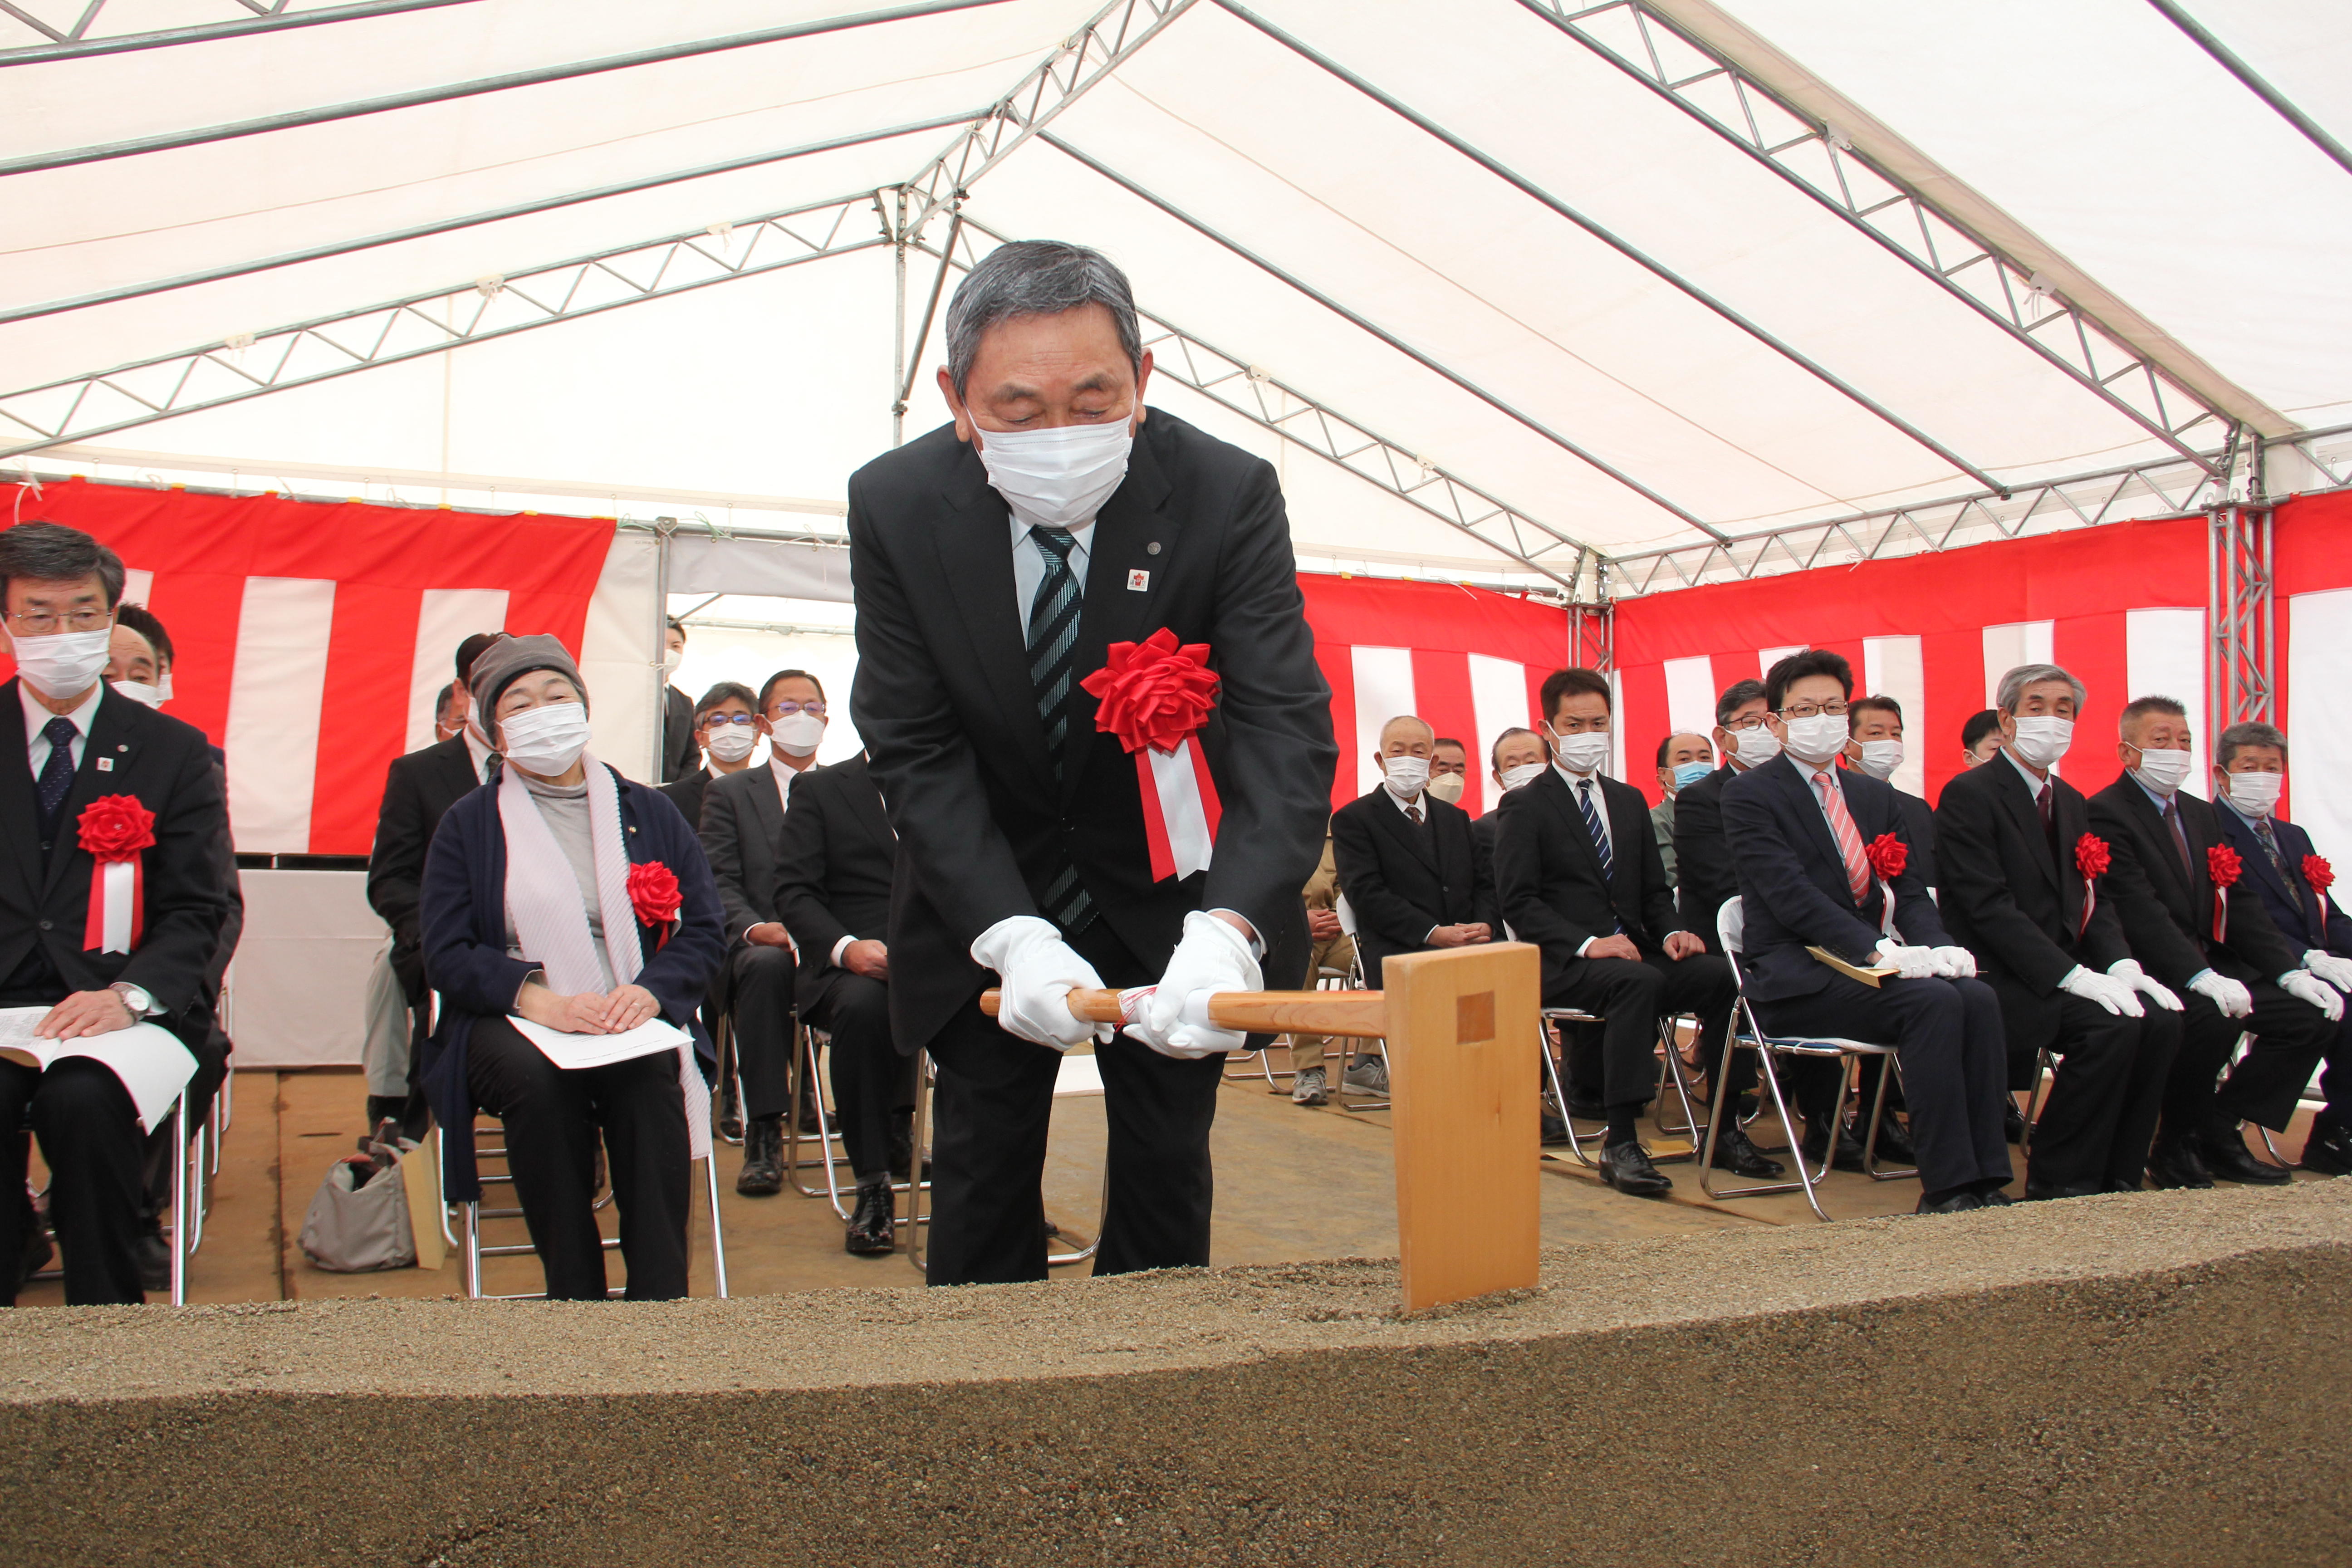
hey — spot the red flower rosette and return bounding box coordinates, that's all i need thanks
[78,794,156,862]
[2306,853,2337,897]
[1863,832,1907,881]
[77,794,156,953]
[2207,842,2243,943]
[627,861,682,949]
[1079,628,1224,882]
[2074,833,2111,937]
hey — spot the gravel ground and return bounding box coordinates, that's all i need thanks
[2,1181,2347,1566]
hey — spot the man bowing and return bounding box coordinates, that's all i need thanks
[848,241,1337,1284]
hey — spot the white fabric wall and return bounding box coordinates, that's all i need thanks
[2288,587,2352,869]
[231,870,387,1069]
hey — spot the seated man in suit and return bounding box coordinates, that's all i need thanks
[0,522,235,1305]
[1473,727,1546,864]
[699,667,830,1193]
[1651,732,1712,891]
[659,681,760,833]
[1426,735,1470,808]
[775,752,911,1255]
[2091,697,2340,1187]
[1675,678,1775,956]
[1722,649,2014,1213]
[1936,663,2182,1199]
[1497,668,1770,1195]
[1331,715,1497,1097]
[2210,720,2352,1175]
[1843,695,1938,893]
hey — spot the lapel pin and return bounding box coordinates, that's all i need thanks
[1127,568,1151,592]
[117,743,127,752]
[96,757,113,772]
[1146,541,1162,555]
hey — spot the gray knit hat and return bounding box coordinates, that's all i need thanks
[469,633,588,740]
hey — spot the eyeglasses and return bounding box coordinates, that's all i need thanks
[769,701,826,718]
[5,608,111,636]
[704,713,758,728]
[1721,714,1770,731]
[1776,701,1850,720]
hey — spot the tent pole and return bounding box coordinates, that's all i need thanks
[892,188,910,449]
[653,517,676,783]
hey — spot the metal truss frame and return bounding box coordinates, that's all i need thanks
[2209,504,2274,735]
[2149,0,2352,183]
[0,0,470,64]
[1517,0,2239,471]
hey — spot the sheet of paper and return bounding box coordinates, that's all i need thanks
[0,1006,199,1129]
[507,1014,689,1072]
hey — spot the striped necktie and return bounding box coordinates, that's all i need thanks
[2255,818,2303,912]
[1813,769,1872,904]
[1025,527,1093,932]
[1575,777,1612,881]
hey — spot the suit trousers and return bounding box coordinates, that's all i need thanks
[0,1057,147,1306]
[2166,981,2334,1135]
[1543,952,1735,1112]
[1753,975,2012,1196]
[1287,931,1358,1074]
[2025,994,2180,1196]
[803,971,916,1182]
[726,941,798,1121]
[465,1019,690,1301]
[2321,1004,2352,1133]
[925,918,1222,1286]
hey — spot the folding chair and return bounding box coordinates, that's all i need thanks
[782,1022,855,1217]
[1535,1005,1707,1168]
[1329,896,1398,1114]
[902,1048,1109,1274]
[21,1085,201,1304]
[1700,897,1916,1221]
[2235,1032,2315,1172]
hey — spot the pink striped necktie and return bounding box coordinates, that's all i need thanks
[1813,769,1872,904]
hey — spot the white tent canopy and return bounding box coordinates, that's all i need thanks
[5,0,2348,597]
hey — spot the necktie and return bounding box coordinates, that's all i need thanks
[1406,802,1424,827]
[2163,795,2194,882]
[1813,769,1872,905]
[2255,818,2303,912]
[2035,781,2053,832]
[2036,780,2061,860]
[1575,779,1613,882]
[1024,527,1093,933]
[36,715,78,833]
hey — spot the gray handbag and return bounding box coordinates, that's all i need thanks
[298,1134,418,1272]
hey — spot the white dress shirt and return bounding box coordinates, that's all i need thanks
[462,725,494,784]
[1554,762,1616,956]
[1010,517,1095,623]
[1384,781,1428,819]
[2001,745,2052,805]
[22,680,104,779]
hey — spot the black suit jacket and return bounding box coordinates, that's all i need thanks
[2087,775,2300,989]
[774,756,902,1032]
[1328,788,1495,982]
[1936,754,2128,1054]
[1671,762,1740,953]
[698,762,800,949]
[660,767,711,833]
[1496,768,1682,998]
[848,412,1337,1052]
[659,685,696,784]
[366,734,490,1004]
[1720,754,1948,1003]
[0,681,235,1075]
[1894,786,1940,892]
[2213,806,2351,956]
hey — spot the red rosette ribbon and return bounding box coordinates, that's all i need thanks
[626,860,683,951]
[1078,627,1224,882]
[2305,853,2336,897]
[2207,842,2243,944]
[2074,833,2111,937]
[1863,832,1908,935]
[78,794,157,954]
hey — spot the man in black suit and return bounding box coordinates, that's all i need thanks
[1473,726,1545,865]
[1936,663,2182,1199]
[658,617,696,784]
[1674,677,1775,954]
[1721,649,2013,1213]
[1496,667,1767,1196]
[659,680,761,832]
[0,521,235,1305]
[2088,696,2339,1188]
[2209,720,2352,1175]
[849,240,1335,1285]
[775,753,908,1254]
[364,629,502,1132]
[698,667,829,1194]
[1843,695,1938,892]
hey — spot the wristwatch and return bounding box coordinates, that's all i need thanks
[108,980,155,1017]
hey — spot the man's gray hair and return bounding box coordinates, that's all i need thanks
[2216,720,2288,769]
[1995,662,2086,715]
[945,240,1143,398]
[0,520,127,608]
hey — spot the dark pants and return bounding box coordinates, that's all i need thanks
[0,1058,147,1306]
[465,1019,690,1301]
[1754,974,2012,1196]
[726,942,798,1120]
[1543,951,1736,1112]
[2320,999,2352,1134]
[925,919,1222,1286]
[2025,994,2180,1195]
[803,970,916,1182]
[2166,980,2333,1135]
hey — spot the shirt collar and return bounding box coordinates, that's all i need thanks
[1009,517,1096,552]
[463,726,492,778]
[1384,781,1425,814]
[2130,770,2175,813]
[1551,760,1601,789]
[2217,793,2266,831]
[1999,747,2050,799]
[20,678,105,741]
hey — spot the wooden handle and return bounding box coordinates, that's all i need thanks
[979,988,1388,1039]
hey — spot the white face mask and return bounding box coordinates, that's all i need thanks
[1498,761,1546,793]
[1850,739,1903,781]
[2130,744,2193,796]
[498,701,590,775]
[771,710,825,758]
[661,647,682,675]
[2222,769,2282,817]
[110,679,163,709]
[706,726,759,764]
[1382,755,1430,799]
[1780,713,1847,767]
[2009,715,2073,769]
[1548,728,1611,776]
[1426,771,1465,804]
[976,420,1133,533]
[9,626,113,700]
[158,670,174,701]
[1726,725,1780,768]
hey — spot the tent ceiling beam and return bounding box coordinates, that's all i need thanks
[1521,0,2290,456]
[1218,0,2005,496]
[0,0,1010,177]
[0,0,477,64]
[0,191,892,461]
[1038,130,1731,547]
[0,108,990,327]
[2147,0,2352,183]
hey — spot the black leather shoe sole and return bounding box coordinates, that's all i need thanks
[844,1226,895,1256]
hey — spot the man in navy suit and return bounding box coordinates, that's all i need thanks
[2209,720,2352,1176]
[1721,650,2014,1212]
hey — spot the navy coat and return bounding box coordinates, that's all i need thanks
[419,763,725,1197]
[2212,805,2352,957]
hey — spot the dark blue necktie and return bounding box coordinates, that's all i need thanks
[1578,777,1626,936]
[1025,528,1093,933]
[36,715,78,833]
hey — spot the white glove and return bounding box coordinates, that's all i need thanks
[1874,938,1937,980]
[2106,958,2182,1012]
[2303,950,2352,992]
[1125,910,1262,1060]
[1929,945,1977,979]
[2280,967,2347,1022]
[2186,969,2254,1019]
[970,915,1108,1052]
[2059,965,2142,1017]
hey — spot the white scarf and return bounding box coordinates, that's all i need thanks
[497,753,709,1157]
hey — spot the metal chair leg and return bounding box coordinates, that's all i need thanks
[1538,1016,1601,1167]
[1857,1054,1920,1181]
[167,1094,189,1304]
[786,1024,853,1217]
[703,1150,730,1299]
[1699,1009,1822,1214]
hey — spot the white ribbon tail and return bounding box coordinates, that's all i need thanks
[100,859,135,954]
[678,1044,711,1161]
[1146,743,1215,879]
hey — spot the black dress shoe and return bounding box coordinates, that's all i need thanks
[2299,1120,2352,1177]
[1705,1122,1785,1178]
[2022,1180,2097,1202]
[1539,1112,1572,1146]
[735,1113,785,1196]
[1564,1094,1607,1122]
[135,1228,172,1293]
[1859,1113,1916,1165]
[2003,1098,2028,1145]
[1801,1123,1870,1173]
[1974,1186,2014,1207]
[2146,1135,2215,1190]
[845,1179,895,1255]
[2196,1130,2293,1186]
[717,1072,744,1143]
[16,1224,53,1293]
[2102,1178,2144,1194]
[1599,1140,1673,1197]
[1915,1190,1982,1215]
